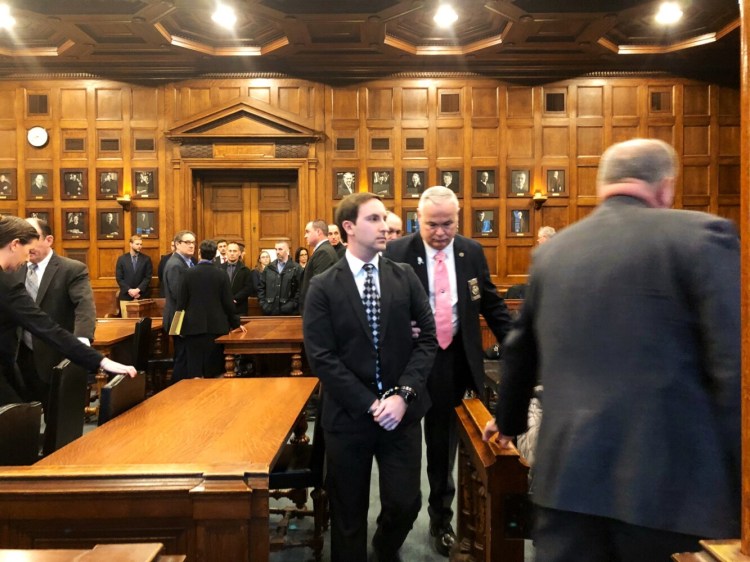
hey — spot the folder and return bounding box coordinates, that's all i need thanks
[169,310,185,336]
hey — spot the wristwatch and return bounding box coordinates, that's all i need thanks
[397,386,417,404]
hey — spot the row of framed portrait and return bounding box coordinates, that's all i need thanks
[25,208,158,241]
[335,167,567,199]
[0,169,158,201]
[402,207,534,238]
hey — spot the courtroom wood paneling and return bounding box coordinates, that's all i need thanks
[683,166,711,196]
[542,127,569,158]
[402,88,429,120]
[612,86,638,117]
[577,86,604,117]
[248,87,271,104]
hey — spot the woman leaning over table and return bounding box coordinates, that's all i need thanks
[0,214,136,405]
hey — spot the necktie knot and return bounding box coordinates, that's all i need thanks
[28,263,37,272]
[363,263,375,274]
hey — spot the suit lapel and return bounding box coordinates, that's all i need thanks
[378,259,394,343]
[36,253,59,303]
[453,236,468,318]
[408,235,429,292]
[336,260,373,344]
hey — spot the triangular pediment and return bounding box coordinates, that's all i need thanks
[166,98,320,142]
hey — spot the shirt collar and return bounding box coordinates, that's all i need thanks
[422,238,455,262]
[345,250,380,276]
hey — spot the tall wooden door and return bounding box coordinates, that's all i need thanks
[197,170,299,263]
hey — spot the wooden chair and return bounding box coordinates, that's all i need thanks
[98,372,147,426]
[0,401,42,465]
[43,360,88,456]
[269,391,328,562]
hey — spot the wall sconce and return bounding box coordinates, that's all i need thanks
[116,194,132,212]
[533,190,548,210]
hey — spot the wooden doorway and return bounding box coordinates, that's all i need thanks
[196,169,300,264]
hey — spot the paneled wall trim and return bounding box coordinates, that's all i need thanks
[0,76,738,292]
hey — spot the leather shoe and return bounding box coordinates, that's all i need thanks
[430,523,456,557]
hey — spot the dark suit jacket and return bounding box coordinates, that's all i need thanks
[162,253,191,332]
[11,253,97,383]
[0,272,103,405]
[176,263,240,336]
[496,196,741,538]
[384,233,511,395]
[115,252,153,301]
[299,240,338,314]
[303,257,437,432]
[221,261,254,314]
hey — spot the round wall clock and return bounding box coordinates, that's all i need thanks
[27,126,49,147]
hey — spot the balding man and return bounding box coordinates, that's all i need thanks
[385,212,403,241]
[484,139,740,560]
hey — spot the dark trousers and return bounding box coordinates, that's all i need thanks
[534,506,704,562]
[425,335,472,528]
[170,334,188,382]
[17,343,51,412]
[325,420,422,562]
[183,334,225,378]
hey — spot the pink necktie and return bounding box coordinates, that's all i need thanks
[434,251,452,349]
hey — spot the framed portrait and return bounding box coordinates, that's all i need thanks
[132,209,158,238]
[473,209,498,238]
[404,170,426,198]
[26,208,51,229]
[439,169,462,197]
[97,208,124,240]
[28,170,52,201]
[333,169,357,199]
[0,170,16,200]
[62,209,89,240]
[133,168,158,199]
[509,168,531,197]
[403,208,420,235]
[60,169,88,200]
[97,168,122,199]
[545,167,567,197]
[508,208,532,237]
[472,167,498,198]
[368,168,393,198]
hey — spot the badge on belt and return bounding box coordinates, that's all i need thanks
[468,278,480,301]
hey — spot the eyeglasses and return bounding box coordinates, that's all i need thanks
[178,239,195,245]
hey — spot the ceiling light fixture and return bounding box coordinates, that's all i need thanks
[0,4,15,30]
[212,3,237,29]
[655,1,683,25]
[434,4,458,28]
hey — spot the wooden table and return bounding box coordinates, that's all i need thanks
[216,316,303,377]
[0,377,319,562]
[0,543,184,562]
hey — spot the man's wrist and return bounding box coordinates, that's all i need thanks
[396,386,417,405]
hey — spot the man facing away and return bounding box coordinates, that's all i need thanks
[115,235,153,312]
[304,192,437,562]
[484,138,740,561]
[258,240,301,315]
[384,186,512,556]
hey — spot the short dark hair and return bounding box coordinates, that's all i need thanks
[173,230,195,244]
[199,239,217,260]
[311,219,328,236]
[335,192,381,243]
[0,214,40,249]
[216,238,227,245]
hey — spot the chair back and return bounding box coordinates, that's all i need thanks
[505,284,527,299]
[0,401,42,465]
[98,372,147,426]
[131,316,152,371]
[43,360,88,456]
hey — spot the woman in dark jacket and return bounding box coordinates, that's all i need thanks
[0,214,136,405]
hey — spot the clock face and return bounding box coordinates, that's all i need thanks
[27,126,48,148]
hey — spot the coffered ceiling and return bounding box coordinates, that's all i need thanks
[0,0,740,85]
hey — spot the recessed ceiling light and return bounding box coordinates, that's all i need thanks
[434,4,458,28]
[655,1,683,25]
[0,4,15,30]
[212,3,237,30]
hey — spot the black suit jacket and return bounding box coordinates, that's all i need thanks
[303,256,437,432]
[11,253,97,383]
[0,271,102,405]
[162,253,191,332]
[299,240,338,313]
[221,261,254,314]
[497,196,740,538]
[176,263,240,336]
[384,233,511,394]
[115,252,153,300]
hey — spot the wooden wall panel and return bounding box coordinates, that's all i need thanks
[507,127,533,158]
[719,164,740,195]
[402,88,428,120]
[332,89,358,120]
[437,128,463,158]
[95,89,122,121]
[471,88,498,117]
[0,90,14,120]
[648,125,674,144]
[189,88,212,115]
[98,249,121,278]
[683,85,710,115]
[0,130,16,159]
[612,126,639,144]
[577,127,603,157]
[60,89,87,121]
[218,87,242,104]
[577,87,603,117]
[471,129,498,157]
[683,165,710,196]
[719,126,741,155]
[684,126,710,156]
[248,87,271,104]
[506,88,533,118]
[505,246,531,277]
[577,166,598,197]
[612,86,638,117]
[542,127,569,157]
[366,88,393,120]
[278,87,300,114]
